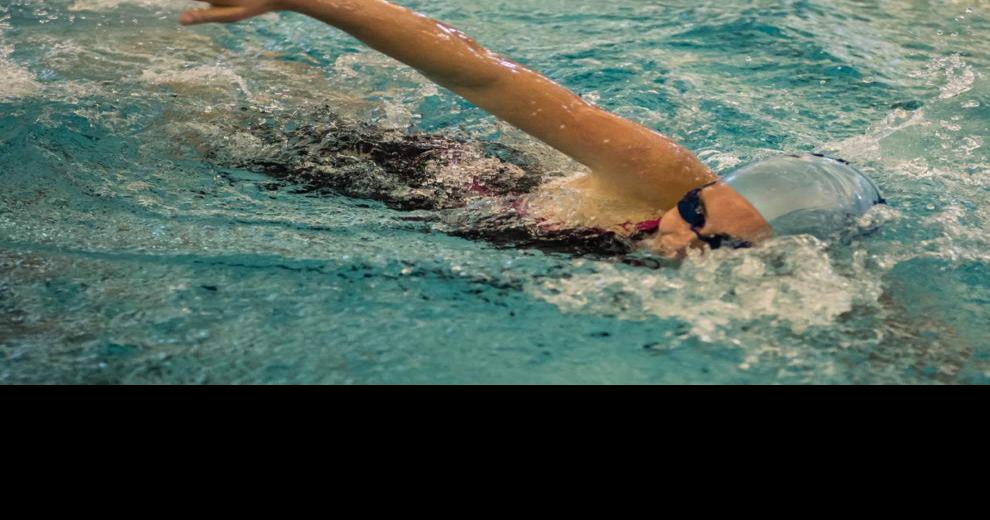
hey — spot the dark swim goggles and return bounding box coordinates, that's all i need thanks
[676,182,753,250]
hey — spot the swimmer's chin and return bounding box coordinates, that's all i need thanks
[637,231,692,260]
[636,239,691,262]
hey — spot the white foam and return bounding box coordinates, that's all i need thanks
[697,149,742,171]
[527,236,883,344]
[826,108,930,162]
[0,44,41,100]
[911,54,978,100]
[68,0,190,12]
[912,203,990,265]
[140,63,253,98]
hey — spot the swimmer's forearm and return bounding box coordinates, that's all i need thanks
[280,0,505,88]
[278,0,614,165]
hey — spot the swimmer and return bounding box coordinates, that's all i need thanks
[179,0,884,258]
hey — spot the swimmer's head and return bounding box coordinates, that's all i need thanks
[651,182,772,259]
[648,154,883,258]
[722,154,884,238]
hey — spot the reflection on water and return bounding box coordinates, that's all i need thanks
[1,0,988,383]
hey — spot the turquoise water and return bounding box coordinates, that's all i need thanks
[1,0,988,384]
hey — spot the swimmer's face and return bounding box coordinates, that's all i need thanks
[648,183,772,259]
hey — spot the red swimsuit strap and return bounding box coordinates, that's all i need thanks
[634,219,662,233]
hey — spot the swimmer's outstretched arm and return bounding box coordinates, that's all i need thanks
[180,0,717,209]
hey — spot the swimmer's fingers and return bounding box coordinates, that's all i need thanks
[192,0,242,5]
[183,0,250,7]
[180,6,256,25]
[180,1,276,25]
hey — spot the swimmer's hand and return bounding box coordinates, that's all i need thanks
[179,0,282,25]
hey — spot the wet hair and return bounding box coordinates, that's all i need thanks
[224,107,546,210]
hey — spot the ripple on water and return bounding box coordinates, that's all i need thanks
[1,0,989,384]
[0,20,41,100]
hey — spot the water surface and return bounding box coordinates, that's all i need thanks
[1,0,988,383]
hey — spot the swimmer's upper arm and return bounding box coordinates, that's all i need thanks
[374,12,718,207]
[451,72,715,208]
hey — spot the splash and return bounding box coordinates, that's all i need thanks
[527,235,884,343]
[68,0,188,12]
[912,54,979,100]
[826,108,930,162]
[0,18,40,100]
[0,50,40,100]
[141,63,254,98]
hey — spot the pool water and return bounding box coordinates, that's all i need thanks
[1,0,988,384]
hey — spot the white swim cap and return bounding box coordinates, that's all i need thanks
[722,154,884,237]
